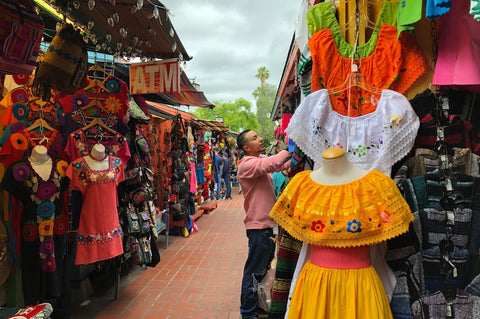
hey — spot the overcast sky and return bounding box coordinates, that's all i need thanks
[162,1,301,109]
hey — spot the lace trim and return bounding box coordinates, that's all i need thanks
[269,170,414,248]
[285,89,419,175]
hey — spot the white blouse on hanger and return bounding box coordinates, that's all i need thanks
[286,89,420,175]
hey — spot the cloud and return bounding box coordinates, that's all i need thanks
[162,0,300,107]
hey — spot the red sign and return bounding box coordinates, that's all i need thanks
[129,59,180,94]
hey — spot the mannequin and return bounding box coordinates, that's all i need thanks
[28,145,52,181]
[84,143,109,171]
[310,147,368,185]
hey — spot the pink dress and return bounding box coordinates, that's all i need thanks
[433,0,480,88]
[66,156,124,265]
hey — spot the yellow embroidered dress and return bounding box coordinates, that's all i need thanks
[270,169,413,318]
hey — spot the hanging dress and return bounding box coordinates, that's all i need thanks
[0,158,68,305]
[66,156,124,265]
[269,170,413,318]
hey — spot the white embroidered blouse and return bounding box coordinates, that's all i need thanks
[285,89,420,175]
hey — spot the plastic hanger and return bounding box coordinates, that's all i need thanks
[328,67,382,95]
[83,65,110,92]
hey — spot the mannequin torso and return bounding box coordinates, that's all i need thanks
[28,145,52,181]
[310,147,368,185]
[84,143,109,171]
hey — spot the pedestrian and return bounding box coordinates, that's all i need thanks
[236,130,291,319]
[213,147,223,200]
[221,152,232,199]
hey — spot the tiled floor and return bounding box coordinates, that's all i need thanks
[95,187,247,319]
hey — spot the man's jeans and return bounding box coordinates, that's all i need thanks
[240,228,275,318]
[223,176,231,198]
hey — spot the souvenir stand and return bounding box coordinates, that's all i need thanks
[269,0,480,318]
[0,0,195,316]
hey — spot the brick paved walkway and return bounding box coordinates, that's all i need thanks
[94,187,247,319]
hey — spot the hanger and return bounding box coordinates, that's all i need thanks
[328,67,382,95]
[82,117,117,136]
[83,64,110,92]
[82,96,110,115]
[26,118,55,133]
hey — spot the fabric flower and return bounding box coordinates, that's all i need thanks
[37,202,56,218]
[12,75,29,85]
[311,220,326,233]
[347,219,362,233]
[72,162,82,170]
[105,78,120,93]
[42,256,56,272]
[39,220,54,236]
[104,96,121,114]
[56,160,68,177]
[10,132,28,151]
[10,122,26,133]
[71,92,88,110]
[113,158,121,166]
[381,211,392,223]
[39,238,54,255]
[12,164,30,182]
[22,224,38,242]
[10,87,28,103]
[36,183,57,200]
[73,132,81,141]
[54,219,66,235]
[12,103,29,121]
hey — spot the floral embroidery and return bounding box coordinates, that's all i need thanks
[36,183,57,200]
[22,224,38,242]
[77,227,123,245]
[311,220,326,233]
[10,87,28,103]
[71,92,88,109]
[105,78,120,93]
[37,202,56,218]
[54,219,66,235]
[41,256,56,272]
[56,160,68,177]
[13,164,30,182]
[72,162,82,170]
[391,115,402,127]
[12,103,29,121]
[39,238,54,255]
[38,220,54,236]
[105,96,121,113]
[346,219,362,233]
[381,211,392,223]
[10,132,28,151]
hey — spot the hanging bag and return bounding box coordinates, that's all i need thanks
[32,23,87,100]
[0,0,44,75]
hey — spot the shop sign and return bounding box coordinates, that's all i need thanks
[129,59,180,94]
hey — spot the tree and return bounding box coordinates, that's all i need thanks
[253,67,276,148]
[255,66,270,85]
[192,98,259,134]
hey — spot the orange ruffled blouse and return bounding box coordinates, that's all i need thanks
[269,170,413,248]
[309,24,429,117]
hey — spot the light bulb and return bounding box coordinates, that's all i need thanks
[153,7,159,19]
[137,0,144,10]
[106,34,112,43]
[107,17,114,27]
[179,52,184,61]
[132,36,138,45]
[116,42,122,50]
[131,5,138,14]
[101,43,107,50]
[56,22,63,32]
[169,27,174,37]
[87,20,94,30]
[119,27,127,38]
[113,12,119,23]
[73,0,80,9]
[95,43,101,51]
[172,42,177,52]
[109,0,116,5]
[145,40,151,47]
[88,0,95,10]
[34,6,40,14]
[90,34,97,44]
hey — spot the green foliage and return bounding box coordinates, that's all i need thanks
[253,67,276,148]
[192,98,259,134]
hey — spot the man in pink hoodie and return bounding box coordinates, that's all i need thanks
[236,130,290,319]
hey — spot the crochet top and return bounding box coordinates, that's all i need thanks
[285,89,419,175]
[269,170,413,248]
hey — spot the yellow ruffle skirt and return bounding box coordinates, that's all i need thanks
[288,261,393,319]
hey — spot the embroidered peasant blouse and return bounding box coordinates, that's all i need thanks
[285,89,420,175]
[269,170,413,248]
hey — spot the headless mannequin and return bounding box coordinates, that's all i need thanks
[309,147,371,268]
[84,143,109,171]
[28,145,52,181]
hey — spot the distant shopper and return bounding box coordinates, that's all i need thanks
[221,152,233,199]
[236,130,290,319]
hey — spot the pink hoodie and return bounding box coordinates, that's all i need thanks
[237,150,290,230]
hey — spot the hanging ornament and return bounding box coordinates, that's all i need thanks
[119,27,127,38]
[136,0,144,10]
[50,0,55,4]
[88,0,95,11]
[90,34,97,44]
[87,20,94,30]
[131,5,138,14]
[73,0,80,9]
[145,40,151,48]
[169,27,174,37]
[172,42,177,52]
[167,9,174,17]
[55,21,63,32]
[153,7,159,19]
[127,46,133,53]
[132,36,139,45]
[106,34,112,43]
[113,11,119,23]
[116,42,122,50]
[107,16,114,27]
[109,0,116,5]
[95,43,101,51]
[179,52,184,61]
[101,43,107,50]
[34,6,40,15]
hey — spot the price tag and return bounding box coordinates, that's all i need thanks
[442,97,450,110]
[437,127,445,141]
[445,177,453,192]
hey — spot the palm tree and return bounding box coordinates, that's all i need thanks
[255,67,270,85]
